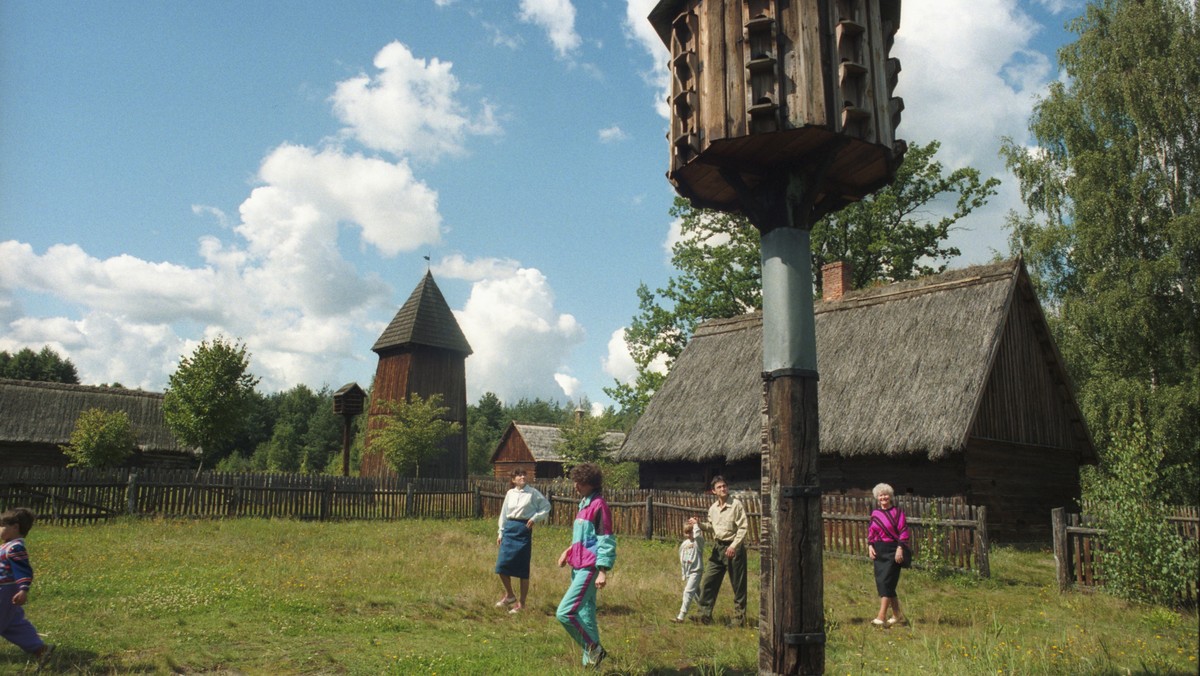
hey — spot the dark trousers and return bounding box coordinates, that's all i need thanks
[697,540,747,620]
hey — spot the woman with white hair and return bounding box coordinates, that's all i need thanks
[867,482,910,626]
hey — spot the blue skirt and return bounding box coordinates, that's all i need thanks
[495,519,533,579]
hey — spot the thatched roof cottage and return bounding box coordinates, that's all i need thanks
[614,259,1095,543]
[0,378,196,468]
[490,422,626,480]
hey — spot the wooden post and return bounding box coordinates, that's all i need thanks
[646,495,654,540]
[974,505,990,578]
[341,415,353,477]
[761,373,824,675]
[321,479,333,521]
[474,484,483,519]
[406,482,415,517]
[126,472,138,516]
[1051,507,1070,590]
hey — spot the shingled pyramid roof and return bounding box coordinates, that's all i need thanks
[372,271,473,355]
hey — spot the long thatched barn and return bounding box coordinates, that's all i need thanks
[0,378,197,468]
[614,259,1095,543]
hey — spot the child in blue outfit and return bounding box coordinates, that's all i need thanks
[1,508,53,667]
[556,463,616,670]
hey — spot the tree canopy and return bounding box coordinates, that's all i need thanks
[0,346,79,384]
[607,140,998,416]
[162,337,260,463]
[370,393,460,477]
[60,408,136,468]
[1001,0,1198,503]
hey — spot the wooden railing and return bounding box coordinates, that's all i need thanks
[1051,506,1198,602]
[1,468,989,575]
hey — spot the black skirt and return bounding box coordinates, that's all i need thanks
[872,541,903,597]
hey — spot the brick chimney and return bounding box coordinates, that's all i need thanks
[822,261,852,301]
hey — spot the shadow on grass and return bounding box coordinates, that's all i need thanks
[0,645,128,674]
[635,667,755,675]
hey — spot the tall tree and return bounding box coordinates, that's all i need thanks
[162,337,260,463]
[369,393,460,477]
[607,141,997,416]
[467,391,506,475]
[1001,0,1198,503]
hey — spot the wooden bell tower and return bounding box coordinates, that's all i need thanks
[360,271,472,480]
[648,1,905,673]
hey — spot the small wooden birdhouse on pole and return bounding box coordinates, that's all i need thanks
[332,382,366,477]
[648,1,905,673]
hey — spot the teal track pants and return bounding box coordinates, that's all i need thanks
[556,567,600,660]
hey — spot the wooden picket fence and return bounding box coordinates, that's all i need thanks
[1051,505,1199,603]
[1,468,989,575]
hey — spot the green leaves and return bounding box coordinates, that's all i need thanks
[1003,0,1199,504]
[162,337,260,461]
[370,393,460,477]
[60,407,137,467]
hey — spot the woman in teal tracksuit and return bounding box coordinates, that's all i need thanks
[556,462,616,669]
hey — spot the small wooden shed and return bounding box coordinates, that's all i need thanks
[0,378,197,468]
[614,259,1096,543]
[490,422,626,481]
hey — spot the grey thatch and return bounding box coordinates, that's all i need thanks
[616,259,1092,465]
[491,422,626,463]
[372,271,472,355]
[0,378,192,453]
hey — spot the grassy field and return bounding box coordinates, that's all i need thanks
[1,517,1195,674]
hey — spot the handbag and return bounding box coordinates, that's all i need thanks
[872,507,913,568]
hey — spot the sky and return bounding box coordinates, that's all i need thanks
[0,0,1083,411]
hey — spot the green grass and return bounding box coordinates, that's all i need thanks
[3,518,1195,674]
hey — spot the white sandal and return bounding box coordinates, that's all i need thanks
[494,596,516,607]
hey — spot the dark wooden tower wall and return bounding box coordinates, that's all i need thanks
[360,272,472,479]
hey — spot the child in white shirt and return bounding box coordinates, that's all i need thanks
[673,521,704,622]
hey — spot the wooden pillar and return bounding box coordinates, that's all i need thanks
[761,373,824,674]
[1051,507,1070,590]
[341,414,354,477]
[734,168,831,675]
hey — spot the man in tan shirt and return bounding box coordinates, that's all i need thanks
[687,475,748,626]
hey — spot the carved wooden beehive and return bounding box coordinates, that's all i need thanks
[649,0,906,217]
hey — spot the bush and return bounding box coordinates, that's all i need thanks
[1088,417,1198,606]
[60,408,137,467]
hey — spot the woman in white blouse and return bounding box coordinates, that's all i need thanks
[494,468,551,613]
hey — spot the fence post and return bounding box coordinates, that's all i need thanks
[645,495,654,540]
[474,485,482,519]
[406,483,414,518]
[974,505,990,578]
[126,472,138,516]
[1051,507,1070,591]
[321,480,333,521]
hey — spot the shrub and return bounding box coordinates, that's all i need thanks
[60,408,137,467]
[1088,417,1198,606]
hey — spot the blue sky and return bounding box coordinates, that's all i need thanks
[1,0,1082,410]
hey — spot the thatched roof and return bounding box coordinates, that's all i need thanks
[0,379,192,453]
[491,422,626,463]
[616,259,1091,464]
[372,271,472,356]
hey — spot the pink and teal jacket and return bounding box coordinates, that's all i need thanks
[564,493,617,570]
[0,538,34,590]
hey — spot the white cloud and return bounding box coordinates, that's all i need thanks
[331,41,499,161]
[602,327,637,384]
[890,0,1053,263]
[446,257,585,403]
[433,253,521,281]
[554,372,581,397]
[624,0,670,119]
[518,0,582,58]
[598,125,629,143]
